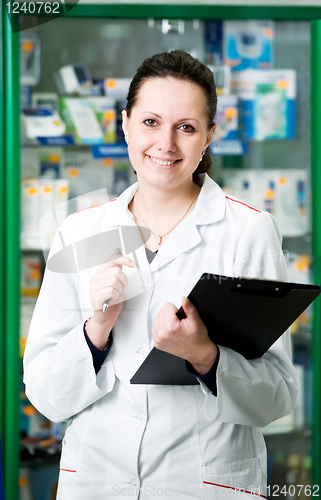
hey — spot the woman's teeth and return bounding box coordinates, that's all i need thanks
[149,155,177,166]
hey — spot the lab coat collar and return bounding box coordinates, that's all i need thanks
[188,173,226,225]
[100,173,226,228]
[100,174,226,272]
[100,182,138,228]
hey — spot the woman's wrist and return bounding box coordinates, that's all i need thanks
[84,316,113,350]
[190,342,218,375]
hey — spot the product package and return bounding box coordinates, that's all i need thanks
[21,178,40,237]
[40,153,60,178]
[212,95,238,141]
[32,92,59,112]
[39,179,70,253]
[55,64,92,94]
[286,253,312,333]
[20,33,41,86]
[204,20,224,65]
[86,97,117,143]
[62,150,114,203]
[221,168,309,237]
[204,20,274,70]
[39,177,55,223]
[207,65,231,95]
[60,98,104,144]
[21,147,64,179]
[21,255,42,297]
[104,78,131,99]
[231,69,296,140]
[224,20,274,70]
[21,177,70,251]
[274,170,309,236]
[220,168,269,211]
[19,467,33,500]
[21,108,66,142]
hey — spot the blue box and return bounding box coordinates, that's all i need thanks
[204,20,274,71]
[231,69,296,140]
[224,20,274,71]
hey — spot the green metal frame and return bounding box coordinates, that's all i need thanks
[310,20,321,490]
[0,0,4,455]
[1,4,321,499]
[2,4,20,500]
[65,4,321,21]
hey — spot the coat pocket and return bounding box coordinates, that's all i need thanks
[56,444,82,500]
[202,457,267,500]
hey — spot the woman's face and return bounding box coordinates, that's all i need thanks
[122,77,216,191]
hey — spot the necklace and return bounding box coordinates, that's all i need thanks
[133,189,199,246]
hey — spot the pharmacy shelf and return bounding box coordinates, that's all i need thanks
[21,140,249,157]
[3,6,321,500]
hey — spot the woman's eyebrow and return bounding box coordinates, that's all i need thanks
[141,111,162,118]
[140,111,200,124]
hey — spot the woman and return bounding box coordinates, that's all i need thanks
[24,51,298,500]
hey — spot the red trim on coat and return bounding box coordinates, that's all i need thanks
[203,482,267,499]
[59,468,77,473]
[74,198,117,214]
[226,196,261,213]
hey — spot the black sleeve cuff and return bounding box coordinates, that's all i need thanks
[83,324,113,374]
[185,347,220,396]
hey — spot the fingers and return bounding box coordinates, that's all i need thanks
[94,267,129,292]
[91,270,128,305]
[96,284,122,304]
[155,299,200,339]
[90,254,136,312]
[154,303,180,334]
[100,255,136,270]
[181,296,198,321]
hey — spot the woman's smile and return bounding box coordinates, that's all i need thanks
[146,154,182,168]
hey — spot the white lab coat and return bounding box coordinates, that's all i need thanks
[23,173,298,500]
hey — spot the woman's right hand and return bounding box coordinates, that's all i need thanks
[86,254,136,349]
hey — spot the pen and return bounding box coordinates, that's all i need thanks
[103,247,121,314]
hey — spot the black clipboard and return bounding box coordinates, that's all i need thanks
[130,274,320,385]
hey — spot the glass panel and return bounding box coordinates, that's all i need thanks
[19,16,312,499]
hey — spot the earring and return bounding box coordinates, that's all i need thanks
[125,136,129,145]
[200,149,206,162]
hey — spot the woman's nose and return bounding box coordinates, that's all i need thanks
[157,127,176,153]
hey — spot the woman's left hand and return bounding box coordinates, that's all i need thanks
[152,297,218,375]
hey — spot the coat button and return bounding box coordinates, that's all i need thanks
[136,412,145,420]
[142,282,153,292]
[130,478,139,487]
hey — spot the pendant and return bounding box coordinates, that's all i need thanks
[157,235,162,245]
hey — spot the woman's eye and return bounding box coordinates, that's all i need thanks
[180,124,195,132]
[144,119,157,126]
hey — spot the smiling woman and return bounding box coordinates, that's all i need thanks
[23,50,299,500]
[124,76,216,251]
[124,50,217,184]
[122,51,217,252]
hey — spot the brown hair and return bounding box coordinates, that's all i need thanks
[126,50,217,185]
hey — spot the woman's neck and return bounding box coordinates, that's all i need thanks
[128,177,201,250]
[133,178,200,219]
